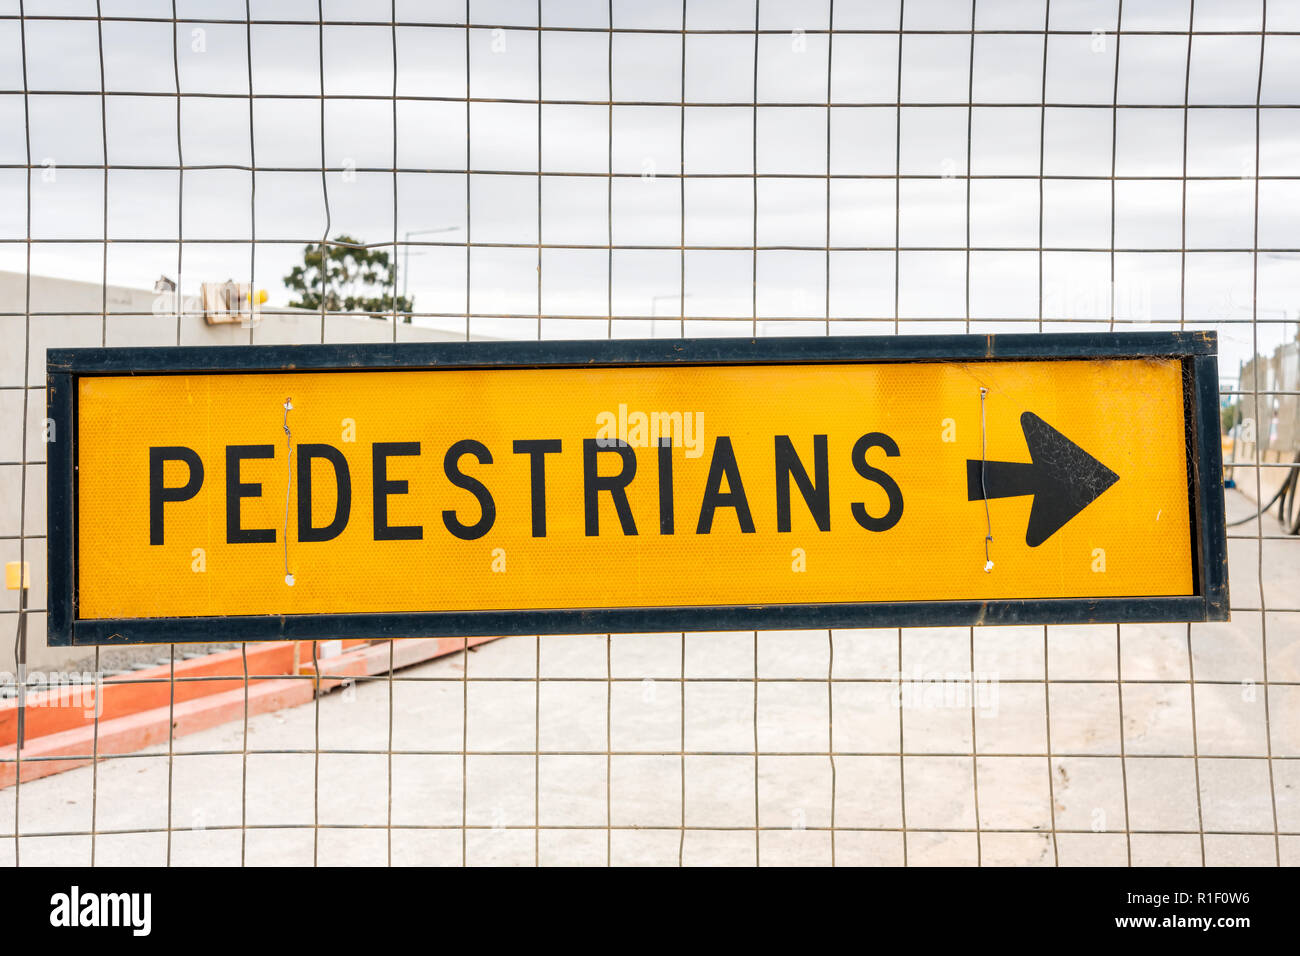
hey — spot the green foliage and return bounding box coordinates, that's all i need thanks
[1221,400,1239,436]
[284,235,414,320]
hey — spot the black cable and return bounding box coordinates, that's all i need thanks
[1284,458,1300,534]
[1227,450,1300,529]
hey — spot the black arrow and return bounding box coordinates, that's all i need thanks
[967,412,1119,548]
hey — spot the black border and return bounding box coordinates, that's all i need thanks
[46,331,1229,646]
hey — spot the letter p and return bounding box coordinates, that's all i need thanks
[150,447,204,545]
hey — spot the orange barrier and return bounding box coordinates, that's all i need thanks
[0,636,497,788]
[0,678,313,789]
[0,642,298,748]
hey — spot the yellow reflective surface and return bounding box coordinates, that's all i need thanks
[76,358,1193,619]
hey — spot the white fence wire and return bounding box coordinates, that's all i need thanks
[2,0,1299,866]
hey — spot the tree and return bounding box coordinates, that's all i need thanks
[1221,399,1240,436]
[284,235,414,320]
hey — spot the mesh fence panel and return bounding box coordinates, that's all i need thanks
[1,0,1298,866]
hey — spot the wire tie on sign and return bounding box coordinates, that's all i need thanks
[283,397,294,587]
[980,387,993,573]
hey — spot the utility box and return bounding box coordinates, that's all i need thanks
[202,280,266,325]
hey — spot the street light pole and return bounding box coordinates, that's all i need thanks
[401,226,461,306]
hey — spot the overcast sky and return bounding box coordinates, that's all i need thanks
[1,0,1298,374]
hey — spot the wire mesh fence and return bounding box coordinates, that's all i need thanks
[2,0,1299,865]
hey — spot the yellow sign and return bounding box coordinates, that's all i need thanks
[5,561,29,590]
[74,357,1196,624]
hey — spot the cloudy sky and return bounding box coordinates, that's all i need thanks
[1,0,1298,374]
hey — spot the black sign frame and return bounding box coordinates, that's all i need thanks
[46,331,1229,646]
